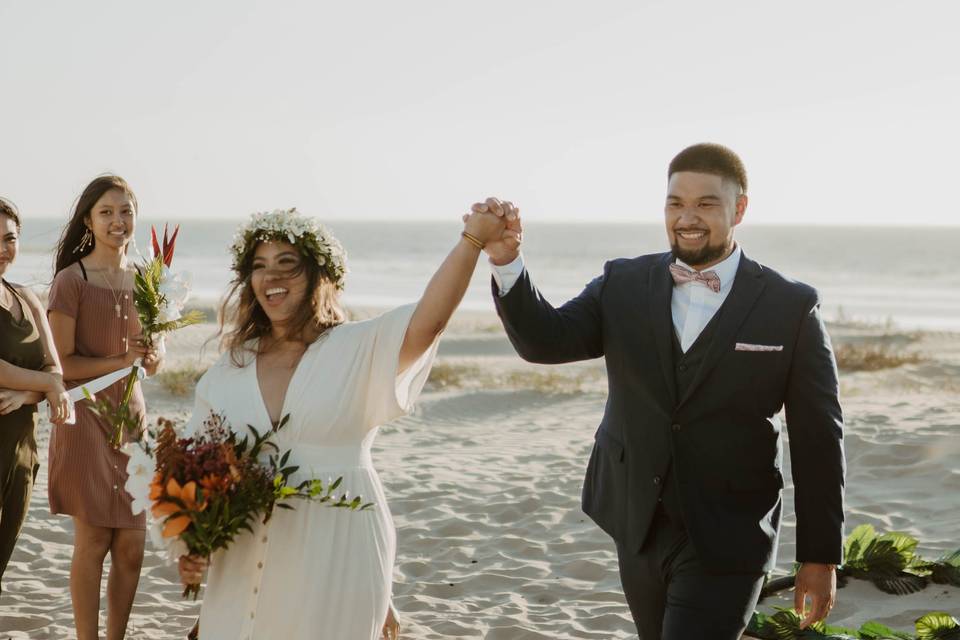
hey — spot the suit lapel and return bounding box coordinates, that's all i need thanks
[648,254,677,408]
[678,254,766,408]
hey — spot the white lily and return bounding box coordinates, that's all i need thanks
[122,443,155,516]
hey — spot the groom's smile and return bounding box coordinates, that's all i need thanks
[664,171,747,270]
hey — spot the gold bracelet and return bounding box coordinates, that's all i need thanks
[461,231,485,250]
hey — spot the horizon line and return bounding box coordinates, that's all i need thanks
[17,216,960,229]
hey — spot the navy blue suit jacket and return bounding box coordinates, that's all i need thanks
[493,251,845,573]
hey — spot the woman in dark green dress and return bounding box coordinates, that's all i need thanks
[0,198,71,593]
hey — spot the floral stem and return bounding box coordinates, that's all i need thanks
[110,366,141,448]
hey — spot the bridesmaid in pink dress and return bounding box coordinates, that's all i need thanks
[47,176,162,640]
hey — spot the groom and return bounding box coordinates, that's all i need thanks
[476,143,845,639]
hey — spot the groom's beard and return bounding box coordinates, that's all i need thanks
[670,238,732,267]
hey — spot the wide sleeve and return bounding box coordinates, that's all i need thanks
[46,269,83,319]
[359,303,440,429]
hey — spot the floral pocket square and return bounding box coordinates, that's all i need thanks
[735,342,783,352]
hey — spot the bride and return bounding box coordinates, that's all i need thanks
[178,203,518,639]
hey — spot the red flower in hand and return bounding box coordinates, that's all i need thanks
[150,223,180,267]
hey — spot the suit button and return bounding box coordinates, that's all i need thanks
[678,364,688,372]
[653,476,661,485]
[671,423,681,432]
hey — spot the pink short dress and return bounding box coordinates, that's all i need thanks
[46,263,146,530]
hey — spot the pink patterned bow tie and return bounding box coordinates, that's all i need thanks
[669,263,721,293]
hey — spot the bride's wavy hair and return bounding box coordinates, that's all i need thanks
[217,239,346,367]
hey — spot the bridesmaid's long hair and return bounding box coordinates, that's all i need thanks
[53,175,138,276]
[218,241,346,367]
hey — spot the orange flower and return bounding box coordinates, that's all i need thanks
[151,477,210,538]
[152,500,180,519]
[199,474,219,492]
[162,514,192,538]
[200,474,232,495]
[160,477,207,511]
[149,472,165,500]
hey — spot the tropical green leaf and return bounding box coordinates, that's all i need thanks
[844,524,878,565]
[928,549,960,586]
[842,525,928,597]
[747,611,778,639]
[916,612,960,640]
[858,620,915,639]
[871,573,929,595]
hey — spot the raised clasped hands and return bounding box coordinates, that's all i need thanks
[463,197,523,265]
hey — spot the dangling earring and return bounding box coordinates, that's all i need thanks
[73,228,93,254]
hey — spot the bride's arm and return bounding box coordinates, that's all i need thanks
[398,202,517,374]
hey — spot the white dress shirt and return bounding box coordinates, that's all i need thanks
[490,245,742,353]
[671,245,741,352]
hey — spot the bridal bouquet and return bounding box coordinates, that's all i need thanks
[123,413,372,599]
[87,224,205,447]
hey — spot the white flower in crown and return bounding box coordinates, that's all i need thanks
[229,208,348,290]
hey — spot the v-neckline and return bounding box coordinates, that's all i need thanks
[0,281,26,326]
[252,329,335,431]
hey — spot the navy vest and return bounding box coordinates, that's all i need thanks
[657,309,723,522]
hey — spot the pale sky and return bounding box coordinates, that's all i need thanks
[1,0,958,225]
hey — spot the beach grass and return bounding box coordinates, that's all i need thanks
[834,342,926,372]
[427,362,484,389]
[427,361,600,393]
[155,364,207,396]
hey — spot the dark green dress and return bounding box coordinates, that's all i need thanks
[0,279,45,591]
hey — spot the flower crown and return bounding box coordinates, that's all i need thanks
[229,208,348,290]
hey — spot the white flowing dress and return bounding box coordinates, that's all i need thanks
[185,304,438,640]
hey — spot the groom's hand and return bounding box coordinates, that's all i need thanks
[795,562,837,628]
[464,197,522,265]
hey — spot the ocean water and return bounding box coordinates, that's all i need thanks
[8,219,960,331]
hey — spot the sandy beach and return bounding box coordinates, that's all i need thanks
[1,309,957,639]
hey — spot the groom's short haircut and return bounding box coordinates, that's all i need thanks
[668,143,748,195]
